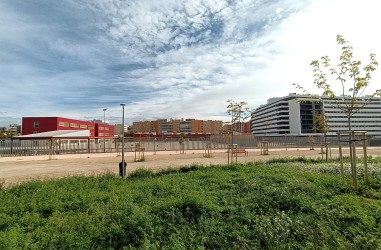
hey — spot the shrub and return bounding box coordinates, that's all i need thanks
[129,168,154,179]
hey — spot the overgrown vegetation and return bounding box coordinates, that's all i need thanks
[0,158,380,249]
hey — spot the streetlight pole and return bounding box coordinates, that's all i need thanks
[103,108,107,153]
[119,104,126,178]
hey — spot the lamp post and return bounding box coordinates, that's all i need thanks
[103,108,107,153]
[119,104,126,178]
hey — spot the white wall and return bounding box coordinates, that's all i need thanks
[288,99,300,135]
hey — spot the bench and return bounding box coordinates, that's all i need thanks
[231,148,248,156]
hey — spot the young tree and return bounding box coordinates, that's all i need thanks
[315,112,331,160]
[294,35,380,189]
[227,100,251,134]
[226,100,251,165]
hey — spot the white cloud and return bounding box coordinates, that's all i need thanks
[1,0,380,126]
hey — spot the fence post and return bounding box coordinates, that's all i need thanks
[362,132,369,185]
[337,132,344,180]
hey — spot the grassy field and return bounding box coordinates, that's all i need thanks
[0,157,380,249]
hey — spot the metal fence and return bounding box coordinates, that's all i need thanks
[1,134,380,158]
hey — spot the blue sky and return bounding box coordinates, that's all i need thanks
[1,0,380,126]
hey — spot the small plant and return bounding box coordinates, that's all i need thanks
[0,178,5,190]
[179,164,202,173]
[128,168,154,179]
[157,167,181,176]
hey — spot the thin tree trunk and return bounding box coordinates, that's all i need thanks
[362,132,369,185]
[348,117,357,190]
[324,132,328,161]
[338,133,344,180]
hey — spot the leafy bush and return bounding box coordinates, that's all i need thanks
[129,168,154,179]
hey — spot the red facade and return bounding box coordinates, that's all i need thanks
[22,117,115,139]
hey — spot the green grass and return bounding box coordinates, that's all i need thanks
[0,158,380,249]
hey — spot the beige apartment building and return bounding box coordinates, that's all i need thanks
[133,119,223,135]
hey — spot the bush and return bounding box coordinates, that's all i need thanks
[129,168,154,179]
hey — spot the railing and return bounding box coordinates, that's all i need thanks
[1,135,380,158]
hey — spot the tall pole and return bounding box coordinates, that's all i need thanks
[103,108,107,153]
[231,112,234,165]
[120,104,126,177]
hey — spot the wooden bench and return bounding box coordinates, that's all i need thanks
[231,148,248,156]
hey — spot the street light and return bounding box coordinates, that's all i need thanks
[103,108,107,153]
[119,104,126,178]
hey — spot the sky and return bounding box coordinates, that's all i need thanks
[1,0,381,126]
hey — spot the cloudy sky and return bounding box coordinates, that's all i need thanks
[1,0,380,126]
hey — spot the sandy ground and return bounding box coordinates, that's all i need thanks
[1,147,381,187]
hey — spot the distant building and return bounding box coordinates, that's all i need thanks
[251,93,381,136]
[0,124,21,138]
[133,118,223,135]
[221,121,251,134]
[114,124,128,136]
[22,117,115,139]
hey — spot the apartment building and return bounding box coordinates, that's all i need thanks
[133,119,223,135]
[114,124,129,136]
[251,93,381,136]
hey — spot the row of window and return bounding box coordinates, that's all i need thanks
[329,125,380,128]
[328,121,381,124]
[58,122,99,130]
[252,112,289,124]
[324,106,381,110]
[254,108,290,118]
[99,127,110,130]
[98,133,111,136]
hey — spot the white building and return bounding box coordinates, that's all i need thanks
[251,93,381,136]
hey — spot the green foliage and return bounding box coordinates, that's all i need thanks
[226,99,251,133]
[0,161,380,249]
[0,131,15,139]
[129,168,154,179]
[315,112,330,134]
[294,34,380,190]
[294,34,380,120]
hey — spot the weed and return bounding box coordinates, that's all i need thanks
[0,178,5,190]
[129,168,154,179]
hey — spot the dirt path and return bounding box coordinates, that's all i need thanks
[1,147,380,187]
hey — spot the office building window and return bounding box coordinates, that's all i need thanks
[33,121,39,128]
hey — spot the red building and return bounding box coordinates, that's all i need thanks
[22,117,115,139]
